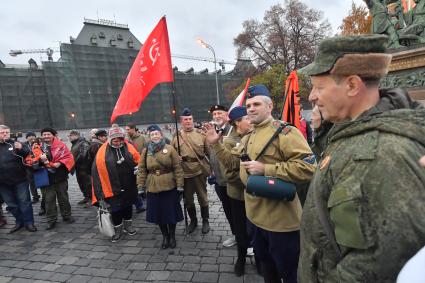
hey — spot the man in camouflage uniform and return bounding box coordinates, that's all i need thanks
[299,34,425,282]
[207,85,316,283]
[172,108,211,234]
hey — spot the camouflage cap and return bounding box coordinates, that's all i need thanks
[300,35,391,77]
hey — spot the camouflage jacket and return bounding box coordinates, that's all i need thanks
[299,88,425,282]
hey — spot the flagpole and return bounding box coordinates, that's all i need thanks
[170,77,188,236]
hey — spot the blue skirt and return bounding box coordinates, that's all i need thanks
[146,188,183,225]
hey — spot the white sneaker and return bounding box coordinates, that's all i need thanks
[247,247,254,256]
[222,235,237,247]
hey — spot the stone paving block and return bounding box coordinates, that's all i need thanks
[41,264,61,272]
[49,273,72,282]
[118,254,135,262]
[181,263,201,272]
[1,268,23,277]
[219,273,243,283]
[146,271,170,281]
[91,245,110,252]
[55,256,79,265]
[200,264,219,272]
[200,256,217,264]
[217,256,234,264]
[8,279,33,283]
[145,262,166,271]
[182,256,201,263]
[109,270,131,280]
[32,271,56,281]
[192,272,219,283]
[219,264,234,273]
[67,274,93,283]
[165,262,183,271]
[87,252,108,259]
[128,270,150,281]
[14,270,37,279]
[244,273,264,283]
[127,262,148,270]
[54,265,79,274]
[169,271,194,282]
[0,276,12,283]
[73,267,115,277]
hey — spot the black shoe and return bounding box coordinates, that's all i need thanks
[161,236,169,249]
[38,209,46,216]
[201,219,210,234]
[234,257,246,277]
[77,198,88,205]
[63,216,75,223]
[25,224,37,232]
[168,234,176,249]
[9,223,24,233]
[187,220,198,234]
[136,207,146,214]
[46,222,56,230]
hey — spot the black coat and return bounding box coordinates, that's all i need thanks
[0,140,30,186]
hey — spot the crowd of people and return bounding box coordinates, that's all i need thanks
[1,34,425,283]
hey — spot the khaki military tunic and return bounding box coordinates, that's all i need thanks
[137,144,184,193]
[128,133,147,154]
[171,129,210,178]
[222,130,245,201]
[212,117,316,232]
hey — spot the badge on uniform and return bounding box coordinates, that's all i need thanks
[162,148,168,154]
[320,155,331,170]
[302,154,316,165]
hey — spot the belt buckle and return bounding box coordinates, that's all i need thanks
[155,170,161,176]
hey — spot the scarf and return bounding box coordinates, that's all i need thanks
[147,138,166,155]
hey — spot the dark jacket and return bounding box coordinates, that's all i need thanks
[87,138,103,174]
[70,137,90,170]
[0,140,30,186]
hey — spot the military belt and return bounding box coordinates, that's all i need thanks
[182,156,204,162]
[148,169,172,176]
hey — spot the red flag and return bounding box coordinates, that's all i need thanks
[281,71,301,131]
[111,16,173,122]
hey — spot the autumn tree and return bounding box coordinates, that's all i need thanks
[339,1,372,35]
[233,0,331,74]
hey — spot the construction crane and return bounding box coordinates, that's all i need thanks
[9,48,56,62]
[8,48,238,70]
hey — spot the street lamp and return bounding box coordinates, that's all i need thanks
[197,38,220,105]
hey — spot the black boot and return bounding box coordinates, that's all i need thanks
[159,224,169,249]
[261,261,280,283]
[168,224,176,249]
[234,247,247,277]
[38,198,46,216]
[187,207,198,234]
[200,206,210,234]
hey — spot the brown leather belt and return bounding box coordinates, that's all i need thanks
[182,156,204,162]
[148,169,172,176]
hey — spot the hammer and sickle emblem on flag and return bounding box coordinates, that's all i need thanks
[149,38,160,66]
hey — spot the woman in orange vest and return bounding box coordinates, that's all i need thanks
[92,127,140,242]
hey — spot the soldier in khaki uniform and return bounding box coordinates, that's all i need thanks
[206,106,255,277]
[299,35,425,282]
[137,124,184,249]
[206,85,316,283]
[172,108,211,234]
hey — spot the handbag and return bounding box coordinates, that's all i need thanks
[97,200,115,238]
[245,122,297,201]
[33,168,50,188]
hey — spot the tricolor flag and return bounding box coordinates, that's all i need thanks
[229,78,250,113]
[111,16,173,122]
[401,0,416,12]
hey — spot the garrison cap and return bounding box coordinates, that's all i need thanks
[300,35,391,77]
[228,106,247,122]
[181,108,192,116]
[147,124,161,132]
[209,105,228,113]
[247,84,270,98]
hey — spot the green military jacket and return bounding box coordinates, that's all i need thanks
[212,117,316,232]
[311,121,333,161]
[299,89,425,282]
[172,128,210,178]
[128,133,147,154]
[137,144,184,193]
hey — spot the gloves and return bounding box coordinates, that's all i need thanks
[207,175,216,185]
[133,166,139,175]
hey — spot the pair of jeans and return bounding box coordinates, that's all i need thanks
[0,181,34,225]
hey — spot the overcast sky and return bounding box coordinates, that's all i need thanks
[0,0,364,71]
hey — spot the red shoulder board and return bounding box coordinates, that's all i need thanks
[272,120,291,135]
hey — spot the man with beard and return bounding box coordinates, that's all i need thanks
[208,104,236,247]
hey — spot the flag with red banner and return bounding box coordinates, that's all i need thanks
[281,70,301,131]
[229,78,250,113]
[111,16,173,122]
[401,0,415,12]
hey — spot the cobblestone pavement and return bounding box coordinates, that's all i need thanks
[0,175,263,283]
